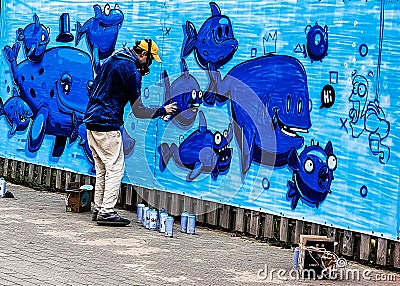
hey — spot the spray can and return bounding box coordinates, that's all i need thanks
[145,208,151,229]
[142,206,149,227]
[0,178,6,197]
[293,246,300,269]
[165,216,174,237]
[137,204,145,223]
[159,212,168,233]
[187,213,196,234]
[149,209,158,230]
[158,208,166,218]
[180,211,189,233]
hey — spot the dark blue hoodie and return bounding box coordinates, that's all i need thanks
[84,46,166,132]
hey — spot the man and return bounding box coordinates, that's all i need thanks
[84,39,177,226]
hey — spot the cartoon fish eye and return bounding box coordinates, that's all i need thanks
[286,94,291,113]
[225,26,230,36]
[114,4,120,9]
[297,99,302,114]
[214,132,222,146]
[304,158,314,173]
[357,83,367,98]
[223,130,228,138]
[314,33,322,46]
[198,90,203,99]
[217,26,223,39]
[327,155,337,171]
[191,90,196,100]
[104,4,111,16]
[60,73,72,95]
[41,33,46,42]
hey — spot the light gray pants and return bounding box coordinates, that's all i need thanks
[86,130,124,213]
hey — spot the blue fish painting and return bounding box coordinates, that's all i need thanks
[159,111,233,181]
[181,2,238,105]
[209,55,312,175]
[75,4,124,73]
[16,14,50,63]
[286,140,337,209]
[4,41,94,158]
[305,23,328,63]
[162,58,203,128]
[0,88,33,135]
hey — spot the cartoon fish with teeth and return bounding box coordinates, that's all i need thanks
[16,14,50,63]
[75,3,124,73]
[286,140,337,209]
[0,88,33,135]
[159,111,233,181]
[162,58,203,127]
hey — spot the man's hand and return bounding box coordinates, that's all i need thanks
[165,102,178,115]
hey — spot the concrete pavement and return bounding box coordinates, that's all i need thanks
[0,183,399,286]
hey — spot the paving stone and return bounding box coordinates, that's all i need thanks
[0,183,398,286]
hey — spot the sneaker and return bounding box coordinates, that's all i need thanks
[96,211,130,226]
[91,209,99,221]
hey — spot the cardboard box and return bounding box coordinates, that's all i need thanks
[298,235,335,278]
[65,185,93,213]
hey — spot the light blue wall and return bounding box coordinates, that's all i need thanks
[1,0,399,240]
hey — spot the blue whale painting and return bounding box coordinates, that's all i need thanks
[208,54,312,175]
[286,140,337,209]
[75,3,124,73]
[159,111,233,181]
[4,42,94,159]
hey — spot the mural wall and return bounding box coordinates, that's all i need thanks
[1,0,399,241]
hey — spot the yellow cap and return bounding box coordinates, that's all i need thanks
[137,39,162,63]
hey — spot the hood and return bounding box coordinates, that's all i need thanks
[112,46,139,66]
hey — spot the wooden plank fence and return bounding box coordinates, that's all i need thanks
[0,157,399,270]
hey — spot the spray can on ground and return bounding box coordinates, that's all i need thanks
[293,246,300,269]
[0,178,6,197]
[149,209,158,230]
[158,208,166,219]
[142,206,149,227]
[165,216,174,237]
[145,208,151,229]
[180,211,189,233]
[187,213,196,234]
[137,204,145,223]
[159,212,168,233]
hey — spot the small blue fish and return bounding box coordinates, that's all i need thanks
[159,111,233,181]
[0,88,33,135]
[305,23,328,62]
[286,140,337,209]
[181,2,238,71]
[16,14,50,63]
[162,58,203,127]
[76,4,124,73]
